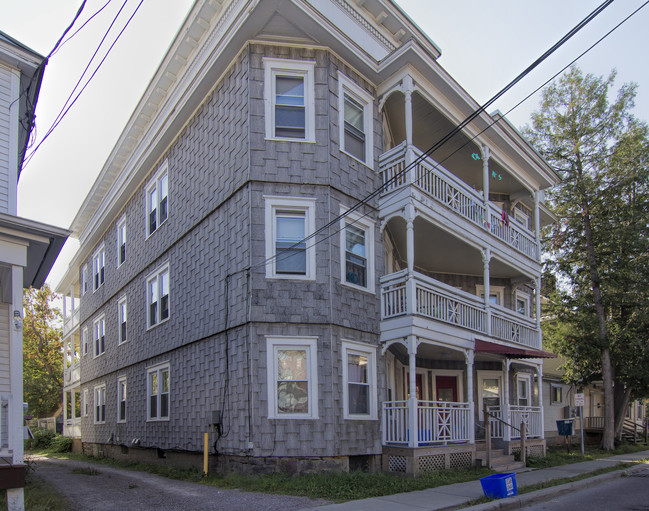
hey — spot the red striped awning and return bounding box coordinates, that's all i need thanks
[474,339,556,359]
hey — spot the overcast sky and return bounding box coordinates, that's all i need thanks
[2,0,648,289]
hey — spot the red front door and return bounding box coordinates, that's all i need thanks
[407,373,424,399]
[436,376,458,402]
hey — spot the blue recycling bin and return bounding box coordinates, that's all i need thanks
[556,419,574,436]
[480,472,517,499]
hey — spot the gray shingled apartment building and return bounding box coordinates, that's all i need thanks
[58,0,559,475]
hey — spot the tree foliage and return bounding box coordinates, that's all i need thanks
[23,285,63,417]
[525,67,649,449]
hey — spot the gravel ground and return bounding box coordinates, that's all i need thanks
[30,455,329,511]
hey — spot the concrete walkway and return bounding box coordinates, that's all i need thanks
[307,449,649,511]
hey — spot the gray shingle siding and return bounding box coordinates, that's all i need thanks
[79,43,385,459]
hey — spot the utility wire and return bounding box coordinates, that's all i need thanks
[24,0,144,167]
[253,0,616,274]
[50,0,113,57]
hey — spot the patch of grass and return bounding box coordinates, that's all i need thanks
[526,442,649,469]
[71,467,100,476]
[0,475,69,511]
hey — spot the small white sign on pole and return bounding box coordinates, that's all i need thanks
[574,393,585,407]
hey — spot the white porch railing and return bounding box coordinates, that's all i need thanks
[383,399,471,446]
[488,405,542,439]
[64,418,81,438]
[379,143,538,260]
[0,393,9,451]
[65,363,81,385]
[381,271,541,349]
[63,308,80,337]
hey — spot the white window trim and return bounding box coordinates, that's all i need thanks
[81,264,89,296]
[342,340,377,420]
[117,215,126,267]
[93,315,105,358]
[117,376,127,423]
[92,245,105,292]
[337,73,374,166]
[515,289,532,317]
[550,383,563,406]
[431,369,464,403]
[263,58,315,142]
[82,327,89,356]
[264,196,316,280]
[83,388,89,417]
[478,370,502,420]
[513,206,531,230]
[146,160,169,237]
[266,336,319,420]
[146,263,170,330]
[517,374,532,407]
[94,384,106,424]
[339,205,375,293]
[146,362,170,422]
[475,285,504,306]
[118,296,127,345]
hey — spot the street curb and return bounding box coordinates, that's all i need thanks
[464,463,649,510]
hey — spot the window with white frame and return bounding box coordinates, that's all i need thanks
[342,341,377,419]
[513,207,530,230]
[147,363,169,421]
[93,316,105,357]
[265,196,316,279]
[338,73,373,165]
[117,377,127,423]
[92,246,105,291]
[264,58,315,142]
[476,285,504,306]
[146,264,169,328]
[94,384,106,424]
[83,388,89,417]
[339,206,374,292]
[517,375,531,407]
[146,162,168,236]
[118,297,127,344]
[550,383,563,405]
[266,336,318,419]
[117,216,126,266]
[81,264,89,295]
[515,290,531,316]
[82,327,89,356]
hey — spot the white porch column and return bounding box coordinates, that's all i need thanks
[405,203,415,274]
[534,191,542,258]
[535,276,542,347]
[537,363,545,439]
[407,335,418,448]
[465,350,475,444]
[403,75,415,170]
[482,248,492,336]
[503,359,511,441]
[481,145,491,225]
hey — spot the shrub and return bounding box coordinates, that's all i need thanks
[26,428,56,450]
[50,435,73,453]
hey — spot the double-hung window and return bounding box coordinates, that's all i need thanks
[342,341,377,419]
[83,389,89,417]
[550,384,563,405]
[92,246,105,291]
[338,73,373,165]
[146,264,169,328]
[518,375,531,407]
[266,337,318,419]
[265,197,316,279]
[339,206,375,292]
[264,58,315,142]
[515,290,531,316]
[118,296,127,344]
[93,316,105,357]
[147,363,169,421]
[94,384,106,424]
[117,216,126,266]
[117,377,127,423]
[81,264,89,295]
[146,162,168,236]
[82,327,89,356]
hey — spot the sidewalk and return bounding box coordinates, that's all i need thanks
[307,449,649,511]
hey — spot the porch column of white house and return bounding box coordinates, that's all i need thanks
[403,75,415,171]
[503,359,511,441]
[480,145,491,225]
[405,203,417,315]
[537,363,545,439]
[534,191,542,258]
[481,248,492,336]
[407,335,419,447]
[465,349,475,444]
[535,276,542,347]
[63,390,68,425]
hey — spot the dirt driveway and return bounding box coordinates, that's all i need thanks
[30,455,329,511]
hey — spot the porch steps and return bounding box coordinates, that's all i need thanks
[475,442,525,472]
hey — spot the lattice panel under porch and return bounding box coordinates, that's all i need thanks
[418,454,445,472]
[449,451,473,469]
[388,455,407,473]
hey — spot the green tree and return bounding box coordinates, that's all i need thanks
[23,285,64,417]
[525,67,649,449]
